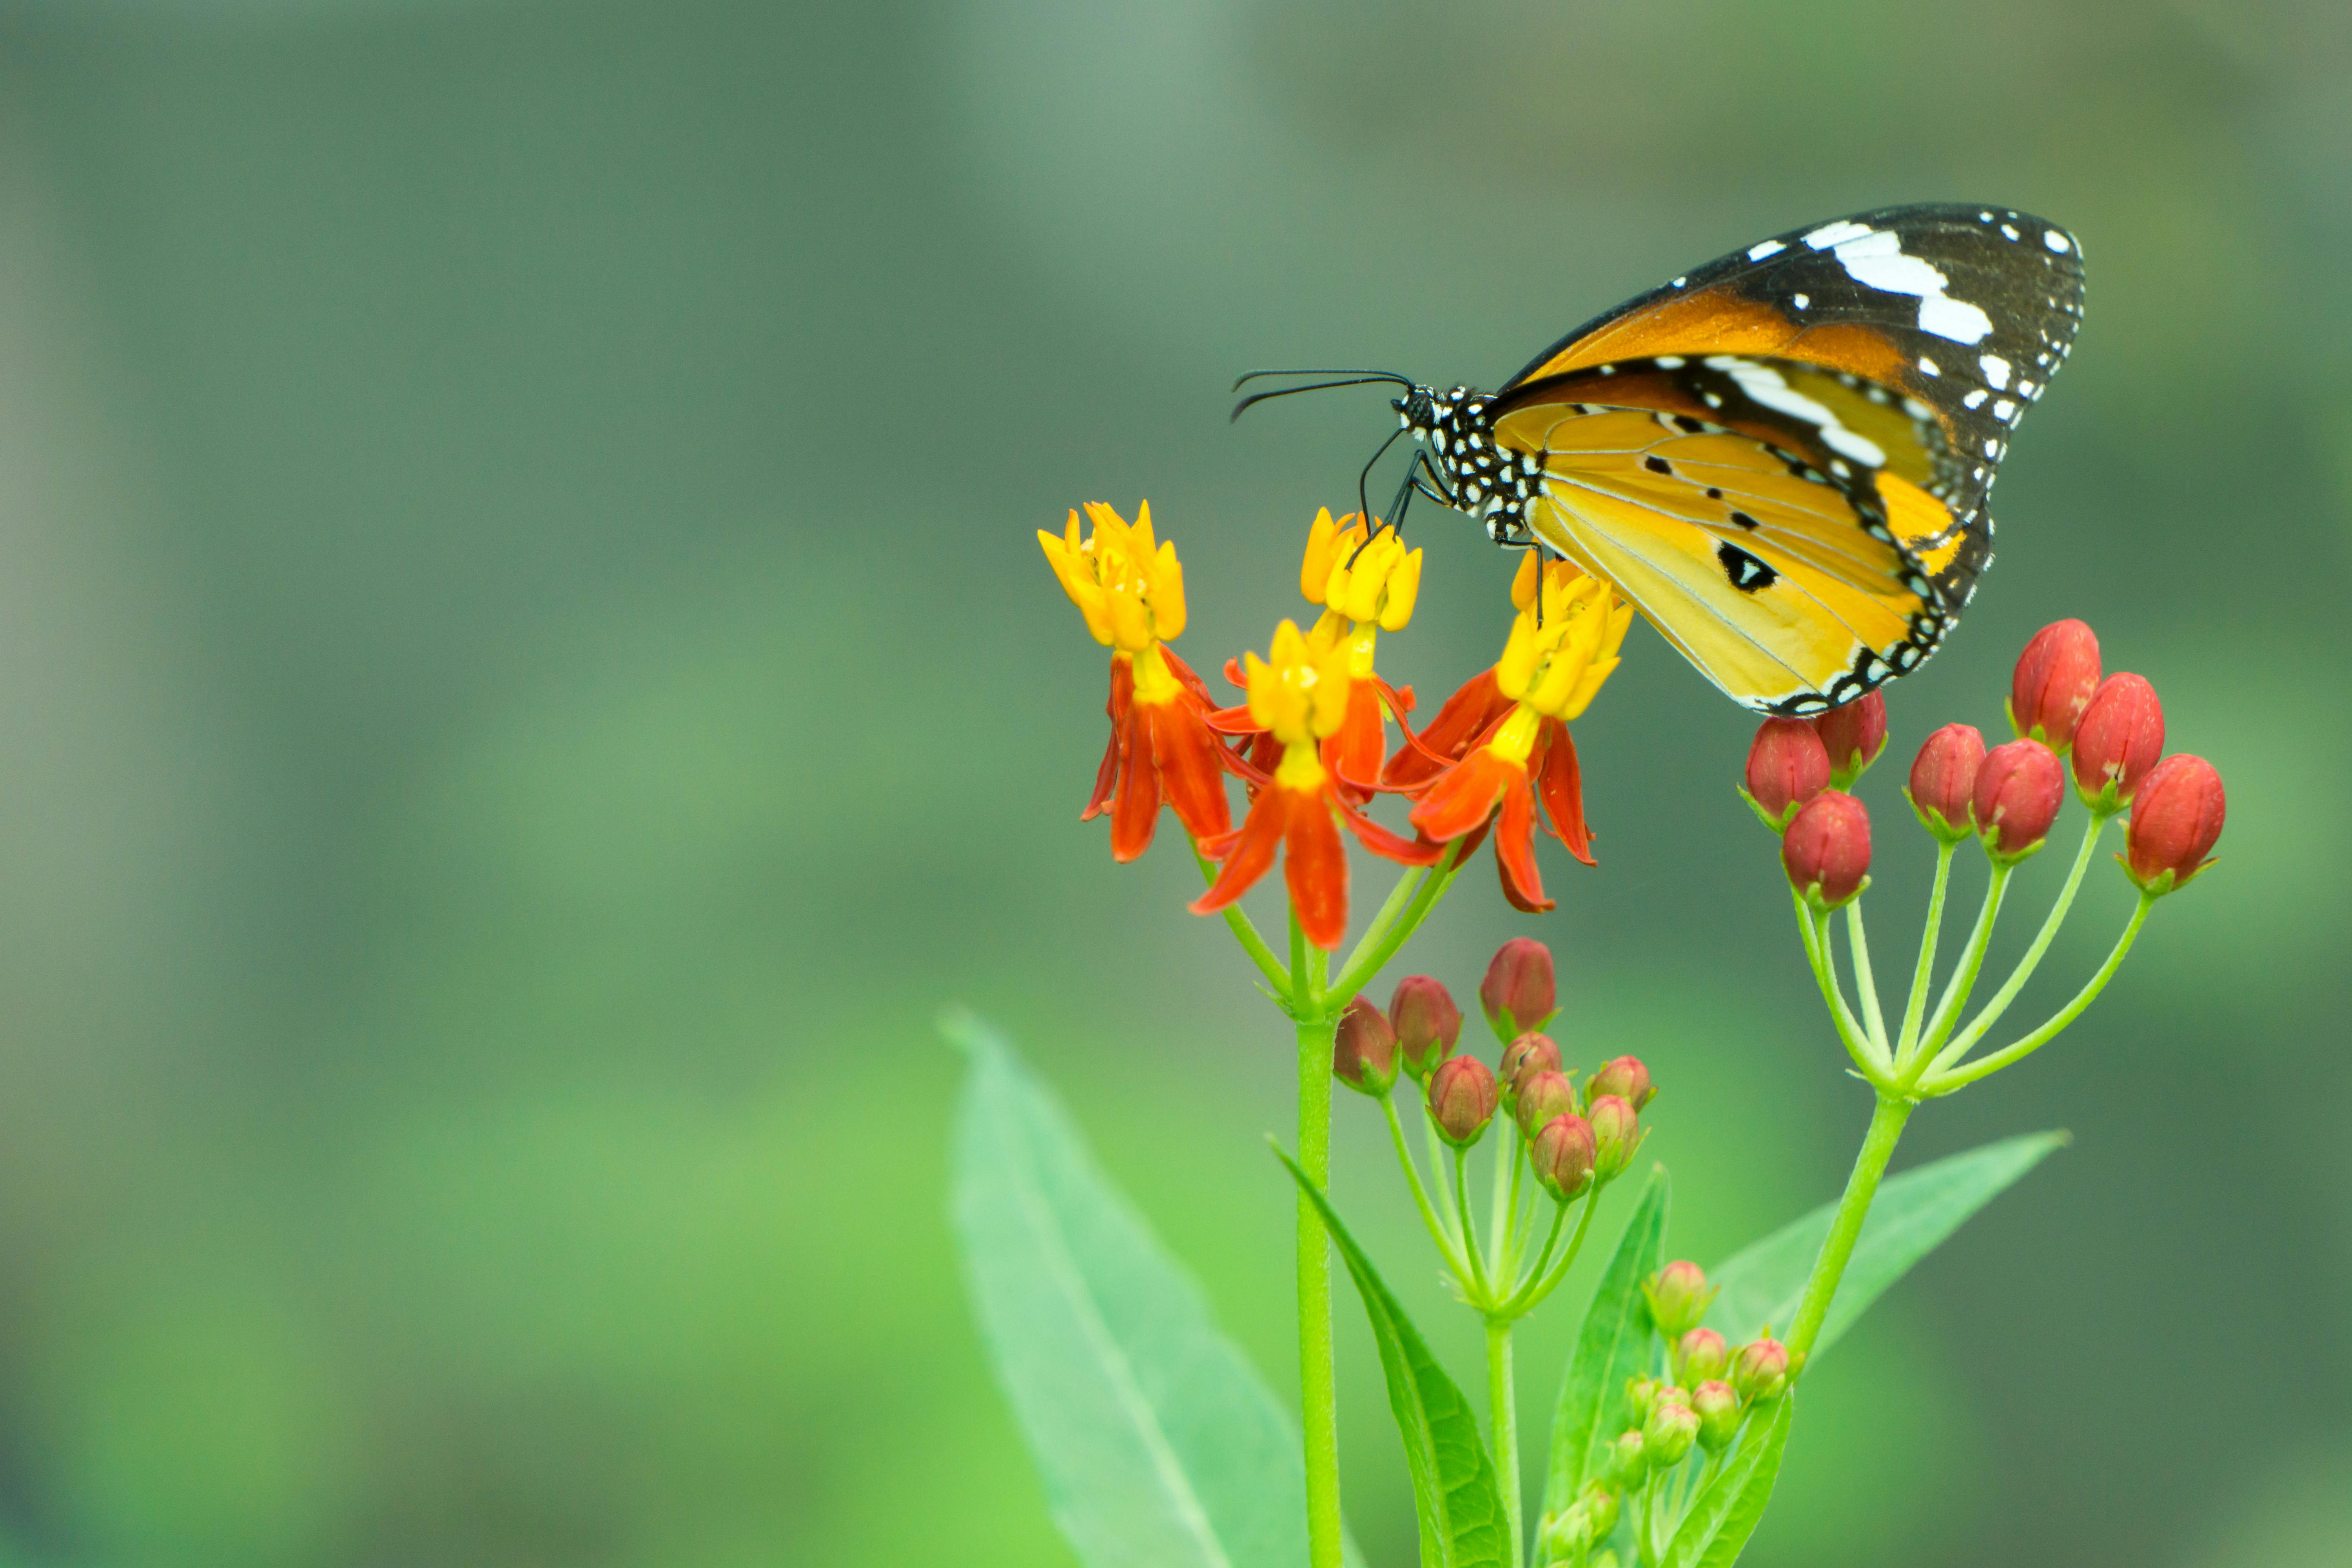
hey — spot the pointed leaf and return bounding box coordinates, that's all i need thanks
[949,1014,1328,1568]
[1277,1149,1508,1568]
[1705,1131,2066,1354]
[1658,1394,1797,1568]
[1543,1167,1668,1517]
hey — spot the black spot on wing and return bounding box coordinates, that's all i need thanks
[1717,541,1778,593]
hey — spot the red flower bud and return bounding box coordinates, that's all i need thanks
[1812,691,1887,788]
[1673,1327,1730,1388]
[1691,1380,1742,1454]
[1641,1261,1718,1341]
[2125,753,2225,895]
[2070,673,2165,811]
[1733,1337,1791,1404]
[1907,722,1984,842]
[1499,1032,1563,1098]
[1514,1069,1579,1136]
[1388,975,1462,1080]
[1743,717,1832,829]
[2010,618,2101,749]
[1587,1094,1642,1183]
[1780,790,1871,907]
[1529,1112,1597,1200]
[1332,995,1399,1097]
[1427,1055,1499,1147]
[1480,938,1557,1041]
[1586,1054,1655,1112]
[1973,738,2064,864]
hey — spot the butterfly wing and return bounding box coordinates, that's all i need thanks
[1488,204,2083,713]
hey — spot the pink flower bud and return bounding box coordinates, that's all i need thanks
[1480,938,1556,1041]
[1514,1068,1578,1133]
[2125,754,2225,895]
[1744,717,1832,829]
[1388,975,1462,1080]
[2010,618,2101,749]
[2070,673,2165,811]
[1691,1380,1742,1454]
[1587,1095,1642,1183]
[1780,790,1871,907]
[1586,1054,1655,1112]
[1427,1055,1499,1147]
[1499,1032,1563,1098]
[1641,1261,1718,1341]
[1529,1112,1597,1200]
[1733,1338,1791,1404]
[1907,722,1985,842]
[1811,691,1887,788]
[1642,1391,1700,1466]
[1673,1327,1729,1388]
[1332,996,1399,1097]
[1973,738,2064,863]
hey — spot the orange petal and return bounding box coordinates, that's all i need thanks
[1148,697,1234,842]
[1191,789,1289,914]
[1535,719,1597,867]
[1109,704,1160,862]
[1285,793,1350,950]
[1493,783,1555,912]
[1408,747,1519,843]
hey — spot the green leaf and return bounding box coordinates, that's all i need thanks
[1543,1168,1669,1519]
[1658,1394,1797,1568]
[948,1013,1326,1568]
[1276,1149,1508,1568]
[1705,1131,2067,1355]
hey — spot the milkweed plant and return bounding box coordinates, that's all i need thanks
[948,500,2226,1568]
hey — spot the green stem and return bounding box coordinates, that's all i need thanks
[1453,1147,1494,1303]
[1786,1094,1913,1359]
[1915,862,2013,1062]
[1193,846,1291,996]
[1334,864,1427,986]
[1514,1198,1571,1300]
[1844,899,1890,1057]
[1793,887,1886,1081]
[1384,1093,1469,1274]
[1929,812,2107,1073]
[1487,1319,1523,1568]
[1327,841,1466,1002]
[1501,1187,1602,1316]
[1295,1007,1343,1568]
[1922,892,2155,1093]
[1894,841,1956,1069]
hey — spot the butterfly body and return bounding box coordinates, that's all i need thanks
[1378,204,2085,716]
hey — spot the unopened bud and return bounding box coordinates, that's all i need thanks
[1499,1032,1564,1100]
[1586,1054,1655,1112]
[1907,722,1985,842]
[1515,1070,1579,1136]
[1530,1113,1597,1200]
[1743,717,1831,829]
[1624,1374,1659,1425]
[1587,1095,1642,1183]
[2070,672,2164,813]
[1332,996,1399,1096]
[1781,790,1871,907]
[1604,1428,1648,1488]
[1427,1055,1499,1147]
[1544,1483,1621,1557]
[1642,1392,1700,1467]
[1691,1380,1742,1454]
[2125,754,2225,895]
[1388,975,1462,1081]
[1480,938,1557,1040]
[1733,1338,1791,1404]
[1642,1261,1718,1341]
[1973,738,2064,864]
[2010,619,2101,750]
[1673,1327,1730,1388]
[1591,1551,1621,1568]
[1813,691,1887,788]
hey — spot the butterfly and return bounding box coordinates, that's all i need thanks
[1237,204,2085,716]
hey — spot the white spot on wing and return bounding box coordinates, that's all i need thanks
[1804,220,1875,249]
[2044,230,2072,253]
[1747,240,1788,261]
[1919,294,1994,344]
[1963,390,1987,409]
[1704,356,1887,467]
[1980,354,2012,390]
[1818,226,1996,344]
[1918,356,1940,376]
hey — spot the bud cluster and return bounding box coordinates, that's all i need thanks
[1594,1262,1795,1501]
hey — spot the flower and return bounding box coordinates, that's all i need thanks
[1481,937,1558,1041]
[2124,754,2225,894]
[1297,509,1423,802]
[1402,558,1633,911]
[1190,620,1439,949]
[2071,673,2165,812]
[1389,975,1463,1080]
[2011,619,2102,750]
[1743,718,1832,830]
[1781,790,1872,907]
[1530,1113,1597,1200]
[1428,1055,1500,1147]
[1973,738,2064,864]
[1332,995,1400,1096]
[1907,722,1986,842]
[1041,502,1233,859]
[1812,691,1888,789]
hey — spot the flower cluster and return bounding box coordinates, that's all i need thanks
[1044,503,1630,949]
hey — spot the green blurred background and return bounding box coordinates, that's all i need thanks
[0,0,2341,1563]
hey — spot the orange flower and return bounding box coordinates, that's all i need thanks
[1297,509,1423,800]
[1042,502,1232,860]
[1192,620,1439,949]
[1403,556,1632,912]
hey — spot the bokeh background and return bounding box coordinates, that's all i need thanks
[0,0,2342,1563]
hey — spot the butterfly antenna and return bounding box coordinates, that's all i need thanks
[1230,370,1414,423]
[1352,425,1409,543]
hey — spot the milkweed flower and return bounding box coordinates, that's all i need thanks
[1298,508,1422,801]
[1040,501,1232,861]
[1190,620,1438,950]
[1401,557,1633,912]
